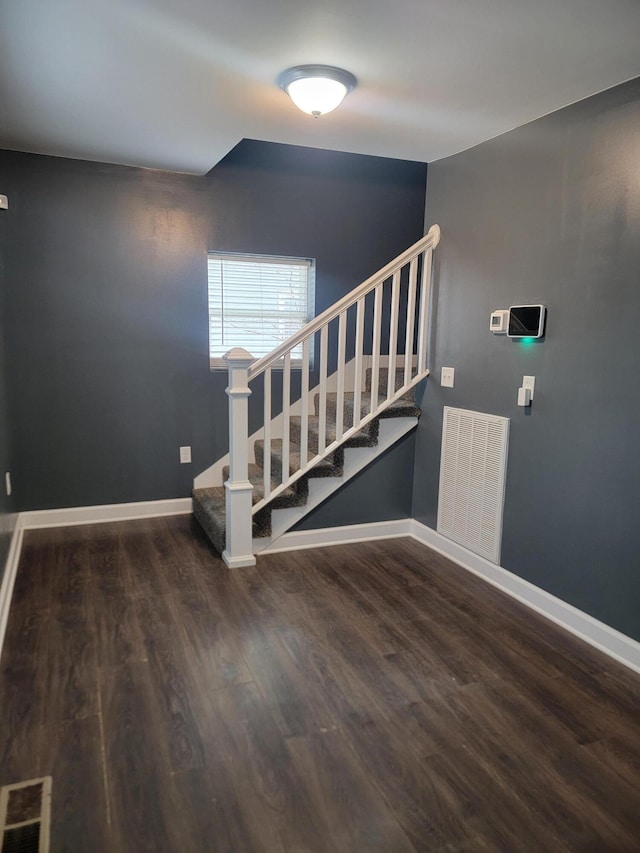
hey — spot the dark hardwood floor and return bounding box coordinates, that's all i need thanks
[1,516,639,852]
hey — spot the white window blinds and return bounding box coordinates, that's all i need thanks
[207,253,313,366]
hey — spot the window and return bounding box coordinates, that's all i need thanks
[207,252,314,368]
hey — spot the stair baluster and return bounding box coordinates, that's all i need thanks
[300,338,311,465]
[353,297,365,429]
[262,366,271,509]
[404,257,418,387]
[387,270,401,400]
[417,245,433,376]
[370,283,383,412]
[318,325,328,454]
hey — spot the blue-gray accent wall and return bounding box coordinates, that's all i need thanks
[413,78,640,641]
[0,141,427,519]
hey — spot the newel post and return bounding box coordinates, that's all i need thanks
[222,348,256,569]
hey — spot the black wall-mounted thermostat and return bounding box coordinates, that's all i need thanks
[507,304,546,339]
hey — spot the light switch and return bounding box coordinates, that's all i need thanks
[179,446,192,464]
[517,387,531,407]
[441,367,455,388]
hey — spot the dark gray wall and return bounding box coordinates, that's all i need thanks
[0,141,426,524]
[0,207,17,571]
[2,156,209,511]
[413,78,640,640]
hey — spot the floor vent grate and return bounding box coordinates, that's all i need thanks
[0,778,51,853]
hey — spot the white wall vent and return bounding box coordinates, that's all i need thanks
[437,406,509,564]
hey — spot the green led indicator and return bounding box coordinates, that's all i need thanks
[520,337,536,346]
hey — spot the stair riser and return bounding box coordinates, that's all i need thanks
[192,500,226,554]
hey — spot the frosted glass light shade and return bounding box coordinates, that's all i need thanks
[287,77,348,116]
[278,65,357,117]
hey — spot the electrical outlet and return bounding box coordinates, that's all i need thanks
[441,367,455,388]
[522,375,536,399]
[179,446,192,464]
[5,472,11,496]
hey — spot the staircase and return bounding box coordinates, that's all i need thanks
[193,367,421,554]
[193,225,441,567]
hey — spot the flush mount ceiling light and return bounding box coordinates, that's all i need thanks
[277,65,357,117]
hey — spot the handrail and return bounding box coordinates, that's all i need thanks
[248,224,441,381]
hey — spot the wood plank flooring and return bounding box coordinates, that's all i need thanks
[1,516,640,851]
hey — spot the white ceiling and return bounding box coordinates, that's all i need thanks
[1,0,639,175]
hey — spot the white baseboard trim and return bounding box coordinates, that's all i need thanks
[260,518,412,555]
[20,497,193,530]
[0,521,25,661]
[410,520,640,675]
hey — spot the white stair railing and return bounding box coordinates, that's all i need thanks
[223,224,440,567]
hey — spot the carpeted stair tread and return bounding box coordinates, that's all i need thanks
[254,437,344,481]
[193,469,302,550]
[289,415,378,452]
[220,463,302,504]
[322,391,421,423]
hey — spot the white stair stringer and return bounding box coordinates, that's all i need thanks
[255,415,418,554]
